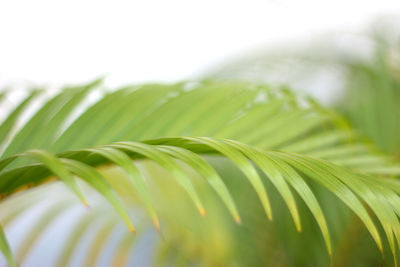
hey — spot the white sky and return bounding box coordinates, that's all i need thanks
[0,0,400,88]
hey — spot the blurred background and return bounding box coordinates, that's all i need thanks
[0,0,399,90]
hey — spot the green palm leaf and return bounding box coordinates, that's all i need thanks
[1,80,399,266]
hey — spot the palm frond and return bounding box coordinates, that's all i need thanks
[0,80,399,266]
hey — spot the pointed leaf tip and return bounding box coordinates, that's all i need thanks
[83,200,90,208]
[153,218,161,232]
[234,215,242,224]
[129,226,136,234]
[200,208,206,217]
